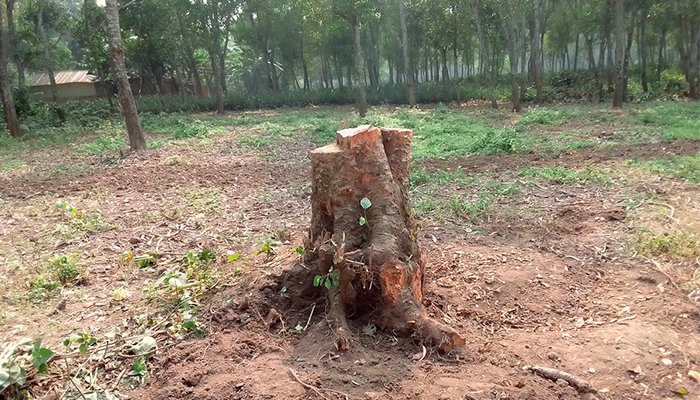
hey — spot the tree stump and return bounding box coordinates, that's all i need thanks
[306,125,465,353]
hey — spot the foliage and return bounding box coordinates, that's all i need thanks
[47,253,81,284]
[631,153,700,182]
[313,267,340,290]
[255,238,280,258]
[63,332,97,356]
[518,166,614,185]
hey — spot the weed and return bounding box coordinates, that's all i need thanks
[113,287,130,301]
[635,228,700,259]
[519,165,613,185]
[63,332,97,356]
[54,200,111,236]
[48,254,81,284]
[238,134,271,148]
[632,153,700,183]
[255,238,280,258]
[28,275,62,303]
[185,188,223,214]
[362,323,377,337]
[359,197,372,227]
[313,267,340,290]
[164,155,182,166]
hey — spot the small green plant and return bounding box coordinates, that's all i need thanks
[54,200,111,236]
[181,310,204,338]
[636,229,700,259]
[359,197,372,227]
[313,267,340,290]
[28,275,62,303]
[164,155,182,166]
[63,332,97,356]
[362,323,377,337]
[113,287,130,301]
[48,254,81,284]
[255,238,280,258]
[31,339,53,374]
[130,357,148,383]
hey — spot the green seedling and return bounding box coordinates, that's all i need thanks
[63,332,97,356]
[313,267,340,290]
[359,197,372,227]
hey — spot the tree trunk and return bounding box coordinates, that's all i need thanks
[352,22,368,117]
[656,26,666,81]
[472,0,496,108]
[106,0,146,151]
[307,125,465,353]
[0,0,19,138]
[639,0,648,93]
[532,2,543,103]
[612,0,625,108]
[37,0,59,104]
[399,0,416,107]
[5,0,22,86]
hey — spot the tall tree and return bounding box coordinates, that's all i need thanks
[37,0,59,102]
[398,0,415,106]
[612,0,625,108]
[0,0,20,137]
[105,0,146,151]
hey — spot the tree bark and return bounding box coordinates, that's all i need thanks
[612,0,625,108]
[352,21,368,117]
[638,0,648,93]
[0,0,19,137]
[208,49,225,114]
[531,2,543,103]
[307,125,465,353]
[37,0,62,116]
[105,0,146,151]
[398,0,416,107]
[5,0,22,86]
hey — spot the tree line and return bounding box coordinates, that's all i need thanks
[1,0,699,146]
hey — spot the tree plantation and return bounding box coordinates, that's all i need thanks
[1,0,700,400]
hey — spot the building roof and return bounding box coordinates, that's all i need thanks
[31,70,97,86]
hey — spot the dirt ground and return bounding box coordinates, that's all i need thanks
[1,106,699,400]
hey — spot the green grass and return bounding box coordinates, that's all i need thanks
[631,153,700,182]
[519,165,614,185]
[635,103,700,140]
[635,228,700,260]
[0,160,27,172]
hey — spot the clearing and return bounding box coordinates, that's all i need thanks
[1,102,699,400]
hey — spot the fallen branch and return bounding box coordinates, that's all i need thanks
[523,365,595,393]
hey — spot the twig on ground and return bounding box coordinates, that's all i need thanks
[643,256,680,290]
[564,255,585,267]
[523,365,595,393]
[304,303,317,331]
[646,201,678,223]
[288,368,330,400]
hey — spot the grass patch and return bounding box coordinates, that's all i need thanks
[632,153,700,182]
[238,134,272,148]
[517,107,577,126]
[0,160,27,172]
[518,165,613,185]
[635,103,700,140]
[635,228,700,260]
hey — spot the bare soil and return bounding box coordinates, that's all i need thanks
[1,110,699,400]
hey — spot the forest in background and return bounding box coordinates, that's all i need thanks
[0,0,699,131]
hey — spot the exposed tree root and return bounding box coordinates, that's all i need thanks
[523,365,596,393]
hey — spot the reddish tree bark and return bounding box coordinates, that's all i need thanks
[307,125,464,353]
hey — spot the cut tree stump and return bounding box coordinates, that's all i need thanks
[306,125,465,353]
